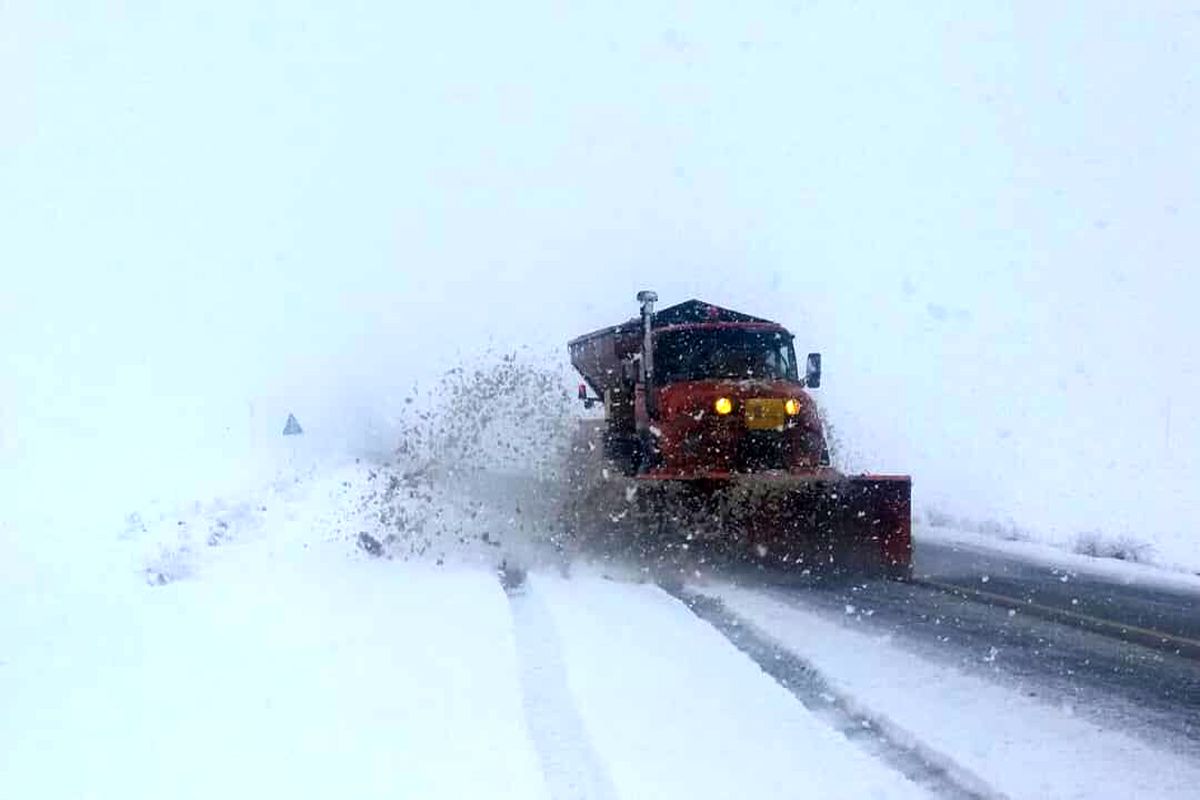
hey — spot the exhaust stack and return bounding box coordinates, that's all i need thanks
[637,290,658,416]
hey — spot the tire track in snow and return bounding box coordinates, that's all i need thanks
[503,566,618,800]
[662,583,1004,800]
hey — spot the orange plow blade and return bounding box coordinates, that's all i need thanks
[638,474,912,579]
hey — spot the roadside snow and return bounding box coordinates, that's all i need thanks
[0,461,551,799]
[917,512,1200,579]
[712,583,1200,800]
[917,522,1200,595]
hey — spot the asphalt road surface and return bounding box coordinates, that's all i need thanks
[914,538,1200,655]
[662,537,1200,752]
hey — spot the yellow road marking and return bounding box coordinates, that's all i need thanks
[915,578,1200,659]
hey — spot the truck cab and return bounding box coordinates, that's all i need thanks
[569,296,828,478]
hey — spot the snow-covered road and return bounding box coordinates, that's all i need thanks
[523,572,928,799]
[3,460,1198,799]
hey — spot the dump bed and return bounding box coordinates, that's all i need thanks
[569,299,780,397]
[568,321,641,398]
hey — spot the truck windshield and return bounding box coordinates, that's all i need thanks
[654,328,798,383]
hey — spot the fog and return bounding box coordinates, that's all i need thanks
[2,2,1197,562]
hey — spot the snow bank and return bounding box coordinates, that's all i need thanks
[917,521,1200,593]
[0,542,550,799]
[0,372,578,797]
[919,509,1200,578]
[0,353,587,797]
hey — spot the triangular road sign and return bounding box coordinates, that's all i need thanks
[282,413,304,436]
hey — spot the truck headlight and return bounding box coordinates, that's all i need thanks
[714,397,733,415]
[784,398,800,415]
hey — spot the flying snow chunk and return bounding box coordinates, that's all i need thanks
[282,413,304,436]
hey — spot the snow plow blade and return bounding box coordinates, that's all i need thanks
[633,474,912,579]
[563,438,912,579]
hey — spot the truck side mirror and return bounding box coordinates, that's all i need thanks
[805,353,822,388]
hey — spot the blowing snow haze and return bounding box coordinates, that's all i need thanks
[2,3,1197,564]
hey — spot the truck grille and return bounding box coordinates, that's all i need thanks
[735,431,793,472]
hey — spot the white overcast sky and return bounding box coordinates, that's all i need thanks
[2,2,1197,545]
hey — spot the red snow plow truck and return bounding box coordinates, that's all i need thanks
[565,291,911,579]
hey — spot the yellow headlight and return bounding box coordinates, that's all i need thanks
[714,397,733,415]
[784,398,800,416]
